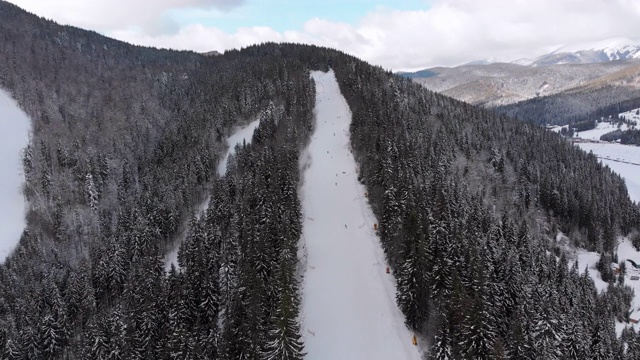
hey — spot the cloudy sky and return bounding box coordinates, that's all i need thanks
[8,0,640,71]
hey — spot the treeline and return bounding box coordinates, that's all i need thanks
[0,1,314,358]
[621,129,640,145]
[600,129,640,145]
[1,0,640,358]
[327,52,640,357]
[496,85,640,126]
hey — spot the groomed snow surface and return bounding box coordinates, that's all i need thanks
[298,70,422,360]
[0,89,30,263]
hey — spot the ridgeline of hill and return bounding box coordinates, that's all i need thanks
[1,1,640,358]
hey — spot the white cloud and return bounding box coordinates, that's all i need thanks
[11,0,244,33]
[10,0,640,70]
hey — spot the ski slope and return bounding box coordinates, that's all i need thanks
[298,70,421,360]
[0,89,31,263]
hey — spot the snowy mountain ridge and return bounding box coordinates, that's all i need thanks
[555,37,640,58]
[403,37,640,108]
[532,37,640,67]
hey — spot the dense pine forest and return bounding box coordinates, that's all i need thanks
[496,86,640,126]
[1,1,640,359]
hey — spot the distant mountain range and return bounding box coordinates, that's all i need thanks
[400,38,640,109]
[528,38,640,67]
[452,38,640,68]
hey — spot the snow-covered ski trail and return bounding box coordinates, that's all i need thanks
[165,117,261,270]
[298,70,422,360]
[217,118,261,177]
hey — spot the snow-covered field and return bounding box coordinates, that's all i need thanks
[575,121,630,141]
[0,89,31,263]
[298,70,421,360]
[576,142,640,203]
[164,117,261,270]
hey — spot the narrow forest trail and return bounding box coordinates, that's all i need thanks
[298,70,422,360]
[164,117,261,270]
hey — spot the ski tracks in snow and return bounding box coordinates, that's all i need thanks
[298,70,422,360]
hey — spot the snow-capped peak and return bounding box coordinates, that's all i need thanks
[556,37,637,53]
[528,37,640,66]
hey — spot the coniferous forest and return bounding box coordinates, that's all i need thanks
[1,1,640,359]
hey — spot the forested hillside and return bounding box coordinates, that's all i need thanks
[1,1,640,358]
[496,86,640,126]
[330,57,640,358]
[0,2,314,358]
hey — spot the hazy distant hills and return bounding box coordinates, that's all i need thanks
[402,38,640,108]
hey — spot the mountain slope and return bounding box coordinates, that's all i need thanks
[406,60,640,107]
[533,38,640,67]
[404,38,640,110]
[299,70,421,359]
[1,1,640,358]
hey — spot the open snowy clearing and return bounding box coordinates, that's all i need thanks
[576,142,640,203]
[0,89,30,263]
[298,70,422,360]
[164,117,261,270]
[575,121,630,141]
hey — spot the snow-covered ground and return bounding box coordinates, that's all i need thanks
[574,249,610,293]
[567,141,640,337]
[548,124,568,133]
[217,118,261,176]
[164,117,261,270]
[564,117,640,338]
[576,142,640,203]
[617,238,640,333]
[575,121,630,141]
[620,108,640,124]
[0,89,31,263]
[562,234,640,337]
[298,70,421,360]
